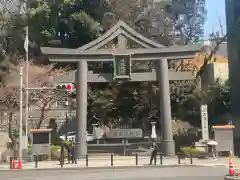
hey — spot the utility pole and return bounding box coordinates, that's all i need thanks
[19,67,23,159]
[25,27,29,141]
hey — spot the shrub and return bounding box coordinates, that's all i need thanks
[180,146,202,158]
[28,142,72,161]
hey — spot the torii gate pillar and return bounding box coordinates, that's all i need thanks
[75,60,88,158]
[157,59,175,156]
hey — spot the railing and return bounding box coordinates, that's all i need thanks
[7,152,194,170]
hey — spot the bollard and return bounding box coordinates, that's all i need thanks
[111,154,113,166]
[9,157,12,169]
[160,152,163,165]
[177,153,181,164]
[11,158,16,169]
[35,155,38,168]
[228,151,235,176]
[154,153,157,165]
[17,159,23,169]
[86,154,88,167]
[123,140,126,156]
[190,152,193,164]
[135,153,138,165]
[60,154,64,168]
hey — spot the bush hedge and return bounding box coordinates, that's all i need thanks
[180,146,202,158]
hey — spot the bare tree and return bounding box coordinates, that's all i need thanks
[26,63,70,129]
[0,61,69,152]
[107,0,148,26]
[196,34,227,82]
[29,88,71,129]
[170,18,227,76]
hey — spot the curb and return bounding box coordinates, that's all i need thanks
[224,176,240,180]
[0,164,212,172]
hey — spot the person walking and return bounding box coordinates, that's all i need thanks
[65,143,72,164]
[71,142,77,164]
[207,140,218,160]
[59,140,65,166]
[59,140,71,165]
[149,140,157,165]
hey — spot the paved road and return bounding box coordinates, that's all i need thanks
[0,166,227,180]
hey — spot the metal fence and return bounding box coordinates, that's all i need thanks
[8,152,194,169]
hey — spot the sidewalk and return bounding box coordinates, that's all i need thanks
[0,156,231,171]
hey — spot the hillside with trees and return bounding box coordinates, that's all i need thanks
[0,0,230,138]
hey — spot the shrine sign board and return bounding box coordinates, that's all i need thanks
[31,129,52,156]
[201,104,209,140]
[106,129,143,139]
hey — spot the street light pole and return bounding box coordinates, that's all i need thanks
[19,67,23,159]
[25,26,29,144]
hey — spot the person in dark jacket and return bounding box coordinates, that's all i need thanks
[149,140,157,165]
[71,142,77,164]
[66,144,71,164]
[59,140,65,165]
[59,140,71,164]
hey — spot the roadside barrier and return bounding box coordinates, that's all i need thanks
[8,152,195,169]
[228,151,236,176]
[10,158,23,169]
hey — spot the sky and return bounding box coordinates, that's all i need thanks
[204,0,226,39]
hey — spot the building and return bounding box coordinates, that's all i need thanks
[201,41,229,89]
[172,40,229,89]
[0,67,75,133]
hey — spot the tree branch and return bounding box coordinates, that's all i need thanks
[196,34,227,82]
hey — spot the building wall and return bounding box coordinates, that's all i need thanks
[0,100,75,132]
[201,62,228,90]
[213,63,229,81]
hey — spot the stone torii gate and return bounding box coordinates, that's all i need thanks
[41,20,203,157]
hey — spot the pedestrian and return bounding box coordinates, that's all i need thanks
[59,140,71,165]
[59,140,65,165]
[149,140,157,165]
[65,143,71,164]
[207,140,218,160]
[71,142,77,164]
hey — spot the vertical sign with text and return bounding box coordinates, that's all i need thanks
[201,104,209,140]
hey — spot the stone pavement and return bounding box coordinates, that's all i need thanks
[230,157,240,170]
[0,156,233,171]
[0,166,227,180]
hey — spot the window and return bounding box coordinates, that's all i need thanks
[56,98,69,108]
[55,102,59,109]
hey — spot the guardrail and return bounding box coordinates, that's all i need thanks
[8,152,194,169]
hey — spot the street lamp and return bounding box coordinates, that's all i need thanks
[19,67,23,159]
